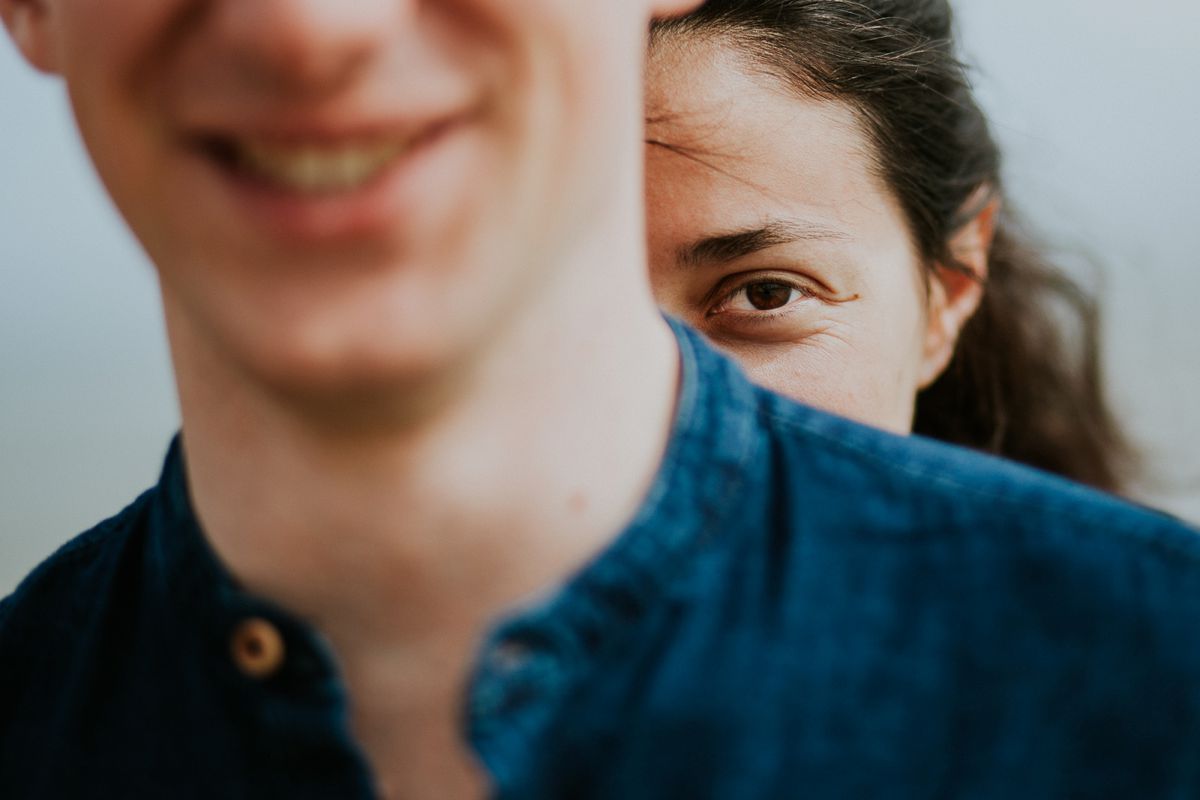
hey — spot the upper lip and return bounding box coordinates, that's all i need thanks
[179,98,481,146]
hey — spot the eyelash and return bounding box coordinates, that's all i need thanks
[706,274,819,321]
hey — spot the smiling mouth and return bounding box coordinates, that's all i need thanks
[197,125,449,194]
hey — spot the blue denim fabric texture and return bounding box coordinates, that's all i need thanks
[3,323,1200,798]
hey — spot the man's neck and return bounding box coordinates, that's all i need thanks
[169,231,679,654]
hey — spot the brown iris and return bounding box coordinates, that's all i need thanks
[745,282,793,310]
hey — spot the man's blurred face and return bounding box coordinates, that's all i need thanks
[8,0,661,393]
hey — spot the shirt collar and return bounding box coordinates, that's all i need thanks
[142,317,763,753]
[465,319,764,780]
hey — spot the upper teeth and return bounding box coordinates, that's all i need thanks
[235,139,412,193]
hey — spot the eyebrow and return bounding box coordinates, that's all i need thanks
[677,220,851,268]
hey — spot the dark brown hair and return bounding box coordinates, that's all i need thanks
[651,0,1133,491]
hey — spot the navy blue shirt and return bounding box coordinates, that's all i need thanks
[3,325,1200,798]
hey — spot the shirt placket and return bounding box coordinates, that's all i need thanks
[467,620,580,795]
[207,593,378,800]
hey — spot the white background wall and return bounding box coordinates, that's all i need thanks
[2,2,1198,593]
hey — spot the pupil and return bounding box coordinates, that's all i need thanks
[746,283,791,311]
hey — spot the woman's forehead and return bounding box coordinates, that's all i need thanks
[646,42,895,237]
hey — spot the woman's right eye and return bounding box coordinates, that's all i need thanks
[709,277,816,317]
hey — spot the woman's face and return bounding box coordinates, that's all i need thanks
[646,39,948,433]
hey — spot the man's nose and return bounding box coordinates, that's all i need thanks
[210,0,413,98]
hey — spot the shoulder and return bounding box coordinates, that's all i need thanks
[661,388,1200,750]
[719,389,1200,666]
[676,329,1200,634]
[678,322,1195,559]
[755,387,1196,552]
[0,490,155,651]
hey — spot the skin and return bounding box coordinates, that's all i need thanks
[3,0,698,797]
[646,37,992,433]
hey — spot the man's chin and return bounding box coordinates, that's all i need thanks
[165,283,496,429]
[240,336,471,431]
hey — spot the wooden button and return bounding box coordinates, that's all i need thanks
[230,617,285,679]
[488,640,532,674]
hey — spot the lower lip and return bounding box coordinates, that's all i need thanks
[184,117,473,245]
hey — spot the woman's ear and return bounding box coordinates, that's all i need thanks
[917,193,1000,389]
[1,0,58,74]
